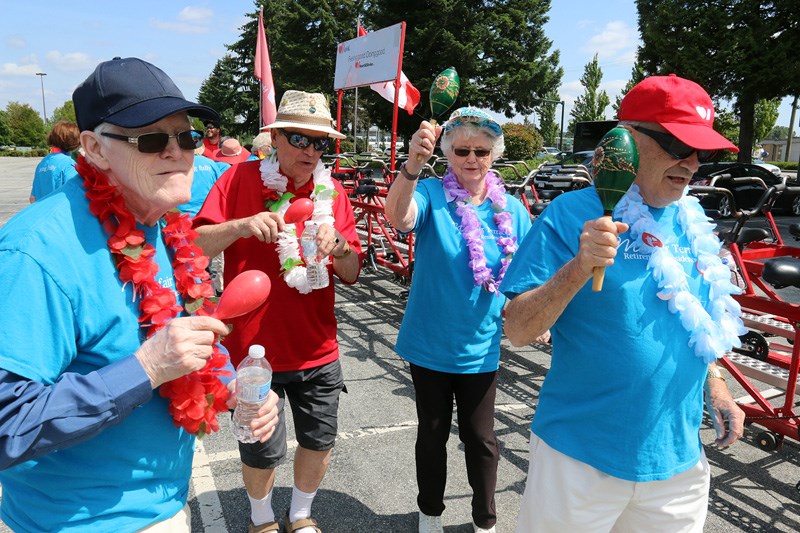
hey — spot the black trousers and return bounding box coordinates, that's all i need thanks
[410,363,499,529]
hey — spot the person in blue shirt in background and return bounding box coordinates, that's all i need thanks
[0,57,278,533]
[29,119,80,202]
[177,145,231,217]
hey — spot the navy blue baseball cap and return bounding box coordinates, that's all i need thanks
[72,57,219,132]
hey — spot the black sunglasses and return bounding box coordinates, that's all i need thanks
[101,130,204,153]
[279,129,331,151]
[633,126,722,164]
[453,147,491,158]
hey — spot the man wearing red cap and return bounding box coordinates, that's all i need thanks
[501,75,745,531]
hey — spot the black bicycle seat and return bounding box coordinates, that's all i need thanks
[762,257,800,289]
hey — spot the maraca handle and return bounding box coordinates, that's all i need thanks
[592,266,606,292]
[415,118,438,162]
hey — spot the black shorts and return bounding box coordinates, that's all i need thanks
[238,359,346,469]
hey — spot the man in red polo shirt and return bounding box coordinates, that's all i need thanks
[202,119,222,157]
[194,90,361,533]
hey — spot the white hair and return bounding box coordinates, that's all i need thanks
[440,122,505,162]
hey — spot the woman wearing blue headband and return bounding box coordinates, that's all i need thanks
[385,108,532,533]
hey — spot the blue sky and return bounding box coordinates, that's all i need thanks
[1,1,795,136]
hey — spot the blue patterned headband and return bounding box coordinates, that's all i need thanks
[443,107,502,137]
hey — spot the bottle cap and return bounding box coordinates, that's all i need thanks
[248,344,266,358]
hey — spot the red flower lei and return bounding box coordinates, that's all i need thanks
[77,155,230,437]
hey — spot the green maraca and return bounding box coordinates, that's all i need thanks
[591,126,639,292]
[416,66,460,162]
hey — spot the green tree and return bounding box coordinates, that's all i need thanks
[636,0,800,162]
[753,98,780,144]
[613,60,645,115]
[198,0,363,139]
[537,89,561,147]
[200,1,562,142]
[51,100,77,124]
[766,125,793,141]
[0,110,11,146]
[501,122,542,161]
[6,102,46,147]
[365,0,562,138]
[568,54,610,134]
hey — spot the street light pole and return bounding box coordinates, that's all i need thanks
[541,98,565,151]
[35,72,47,125]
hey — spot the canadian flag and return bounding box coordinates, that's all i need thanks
[255,9,277,127]
[358,25,420,115]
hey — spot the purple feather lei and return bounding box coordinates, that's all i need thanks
[442,168,518,294]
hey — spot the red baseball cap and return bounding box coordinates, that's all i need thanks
[618,74,738,153]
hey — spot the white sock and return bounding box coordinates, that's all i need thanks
[289,486,317,531]
[248,489,275,526]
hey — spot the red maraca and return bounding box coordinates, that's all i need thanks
[283,198,314,224]
[212,270,271,320]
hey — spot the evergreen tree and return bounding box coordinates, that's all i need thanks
[568,54,610,134]
[198,0,363,139]
[636,0,800,162]
[6,102,46,147]
[365,0,562,138]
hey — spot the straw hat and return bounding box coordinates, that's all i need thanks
[261,90,346,139]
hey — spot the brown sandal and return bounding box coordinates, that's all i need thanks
[283,512,322,533]
[248,519,280,533]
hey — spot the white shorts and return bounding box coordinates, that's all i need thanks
[515,434,710,533]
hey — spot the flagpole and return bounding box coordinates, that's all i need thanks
[353,17,360,153]
[258,9,264,127]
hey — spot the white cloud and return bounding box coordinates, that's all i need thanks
[6,36,26,49]
[178,6,213,22]
[0,63,41,76]
[584,21,639,61]
[45,51,93,72]
[150,19,210,34]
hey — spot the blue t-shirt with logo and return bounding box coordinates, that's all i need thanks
[0,178,195,532]
[30,151,78,200]
[500,186,708,481]
[177,155,230,217]
[395,177,531,374]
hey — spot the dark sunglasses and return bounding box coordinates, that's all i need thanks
[280,129,331,151]
[453,147,491,158]
[633,126,722,164]
[101,130,204,153]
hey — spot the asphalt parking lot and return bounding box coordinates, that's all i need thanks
[1,157,799,532]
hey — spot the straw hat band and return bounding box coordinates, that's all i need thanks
[275,113,333,127]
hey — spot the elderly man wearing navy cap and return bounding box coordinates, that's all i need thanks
[501,74,746,532]
[0,57,278,532]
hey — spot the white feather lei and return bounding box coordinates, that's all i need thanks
[614,184,746,363]
[260,152,336,294]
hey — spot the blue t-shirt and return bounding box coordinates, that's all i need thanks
[395,177,532,374]
[177,155,230,217]
[30,151,78,200]
[500,187,708,481]
[0,179,195,532]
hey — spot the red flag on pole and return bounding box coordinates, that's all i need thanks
[358,25,420,115]
[255,9,277,127]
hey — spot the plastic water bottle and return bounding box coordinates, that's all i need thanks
[300,224,330,290]
[232,345,273,443]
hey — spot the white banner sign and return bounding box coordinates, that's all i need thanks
[334,23,403,90]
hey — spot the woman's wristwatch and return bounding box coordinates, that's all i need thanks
[399,162,421,181]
